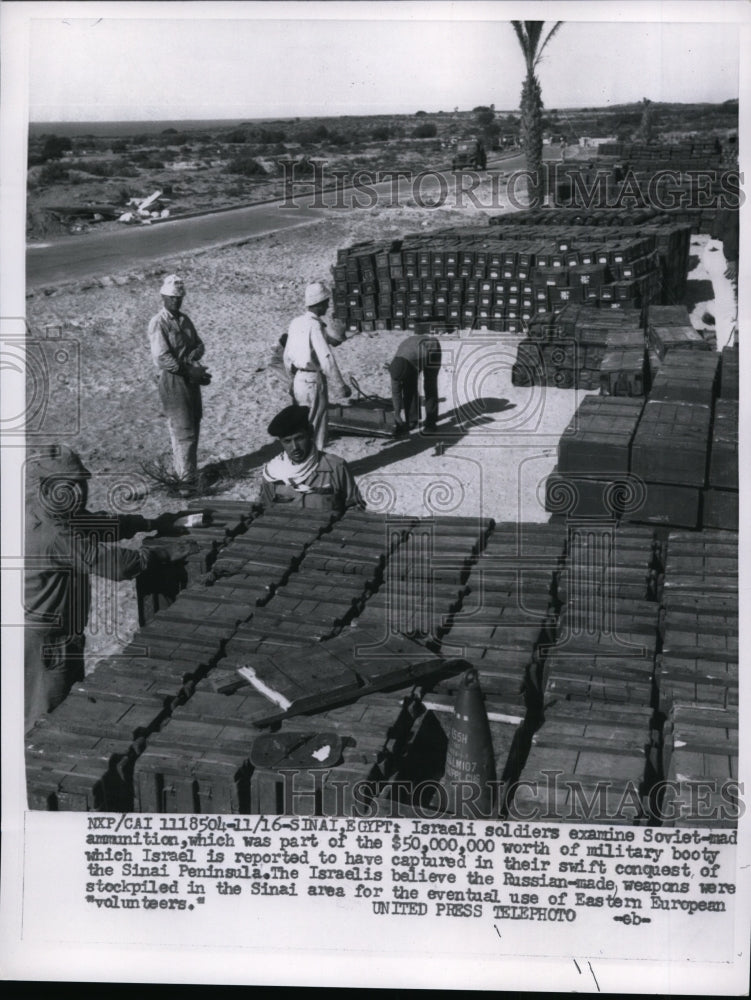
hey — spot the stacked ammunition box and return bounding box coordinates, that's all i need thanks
[25,505,333,810]
[432,522,566,714]
[135,499,258,624]
[703,345,739,530]
[545,396,645,519]
[656,529,738,826]
[593,139,731,235]
[629,399,712,529]
[514,303,647,391]
[512,525,664,823]
[133,688,421,816]
[333,213,692,335]
[26,495,737,822]
[597,139,724,162]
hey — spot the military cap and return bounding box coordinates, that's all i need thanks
[267,404,312,438]
[304,281,330,308]
[160,274,185,296]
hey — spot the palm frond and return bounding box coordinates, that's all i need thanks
[511,20,528,55]
[524,20,545,58]
[535,21,564,66]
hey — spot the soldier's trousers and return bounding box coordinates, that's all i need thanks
[158,371,202,480]
[25,628,85,733]
[292,370,329,451]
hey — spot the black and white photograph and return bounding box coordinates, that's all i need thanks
[1,0,749,991]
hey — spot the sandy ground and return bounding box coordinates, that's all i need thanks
[24,197,734,671]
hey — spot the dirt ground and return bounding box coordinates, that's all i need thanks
[25,197,734,670]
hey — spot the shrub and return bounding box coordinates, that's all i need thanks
[413,123,437,139]
[65,158,139,178]
[224,154,268,177]
[254,127,287,144]
[38,161,69,184]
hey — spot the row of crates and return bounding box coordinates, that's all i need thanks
[518,520,739,827]
[658,529,738,827]
[597,139,725,161]
[514,525,664,824]
[332,216,693,333]
[25,507,737,823]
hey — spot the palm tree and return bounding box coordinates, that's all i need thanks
[511,20,563,207]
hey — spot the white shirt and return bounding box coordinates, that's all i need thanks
[284,311,345,390]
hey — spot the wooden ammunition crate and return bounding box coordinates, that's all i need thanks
[708,399,738,490]
[630,400,711,487]
[656,654,738,714]
[719,345,739,399]
[513,743,648,824]
[702,489,738,531]
[558,396,644,476]
[624,481,702,529]
[545,469,643,519]
[599,347,647,396]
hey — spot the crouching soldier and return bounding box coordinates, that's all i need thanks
[24,447,187,732]
[388,332,442,436]
[259,404,364,515]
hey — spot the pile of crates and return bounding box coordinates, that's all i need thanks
[589,139,732,233]
[513,303,647,390]
[597,139,724,162]
[656,529,738,827]
[26,510,513,812]
[544,332,738,532]
[646,303,712,378]
[333,213,693,335]
[546,396,646,519]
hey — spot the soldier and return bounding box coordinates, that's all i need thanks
[148,274,211,494]
[388,332,442,436]
[24,447,186,732]
[259,404,363,515]
[284,281,351,450]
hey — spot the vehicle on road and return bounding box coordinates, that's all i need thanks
[451,139,487,171]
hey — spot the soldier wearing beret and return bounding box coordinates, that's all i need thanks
[259,405,364,515]
[24,447,185,732]
[148,274,211,493]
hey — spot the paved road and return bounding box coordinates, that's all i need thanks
[26,151,556,288]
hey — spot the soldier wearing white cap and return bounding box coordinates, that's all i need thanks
[283,281,351,450]
[148,274,211,491]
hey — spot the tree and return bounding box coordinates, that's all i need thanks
[511,20,563,207]
[637,98,656,143]
[40,135,72,161]
[474,106,495,129]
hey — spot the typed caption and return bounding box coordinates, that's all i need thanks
[79,814,737,952]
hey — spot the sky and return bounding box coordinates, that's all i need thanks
[14,1,746,123]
